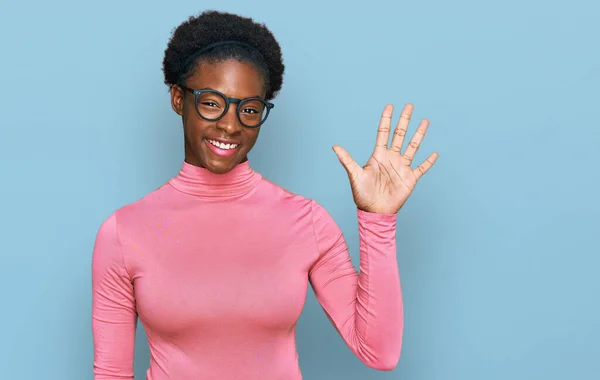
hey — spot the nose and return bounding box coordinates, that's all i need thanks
[216,104,242,134]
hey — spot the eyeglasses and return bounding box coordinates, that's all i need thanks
[178,84,274,128]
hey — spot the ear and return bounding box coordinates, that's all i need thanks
[170,85,184,116]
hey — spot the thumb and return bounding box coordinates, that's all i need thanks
[332,145,360,178]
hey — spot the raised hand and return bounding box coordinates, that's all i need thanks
[333,104,438,214]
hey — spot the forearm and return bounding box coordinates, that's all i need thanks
[353,208,403,369]
[310,202,403,370]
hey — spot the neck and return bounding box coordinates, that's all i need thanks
[168,160,261,199]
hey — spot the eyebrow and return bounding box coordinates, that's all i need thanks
[198,86,263,99]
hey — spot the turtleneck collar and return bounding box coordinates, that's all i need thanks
[168,160,262,199]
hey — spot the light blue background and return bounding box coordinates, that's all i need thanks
[1,0,598,379]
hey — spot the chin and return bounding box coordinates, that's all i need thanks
[200,155,242,174]
[205,162,235,174]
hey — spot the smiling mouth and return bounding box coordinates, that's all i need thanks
[206,138,240,150]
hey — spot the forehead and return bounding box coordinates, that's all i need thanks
[188,59,265,98]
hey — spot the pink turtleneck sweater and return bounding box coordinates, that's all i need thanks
[91,161,403,379]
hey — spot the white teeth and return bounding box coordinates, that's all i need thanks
[207,139,239,150]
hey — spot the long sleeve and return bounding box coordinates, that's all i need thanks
[308,201,403,370]
[91,213,137,379]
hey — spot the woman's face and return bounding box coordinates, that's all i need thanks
[171,59,265,174]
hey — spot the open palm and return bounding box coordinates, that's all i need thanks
[333,104,438,214]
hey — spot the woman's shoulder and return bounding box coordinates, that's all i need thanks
[256,175,315,207]
[96,183,174,229]
[255,176,340,223]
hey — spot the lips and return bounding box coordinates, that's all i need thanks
[204,137,241,157]
[206,138,239,150]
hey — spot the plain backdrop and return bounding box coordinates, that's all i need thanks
[1,0,599,379]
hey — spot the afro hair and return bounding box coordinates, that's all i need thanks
[162,10,285,100]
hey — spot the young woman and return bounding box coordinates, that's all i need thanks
[91,10,438,380]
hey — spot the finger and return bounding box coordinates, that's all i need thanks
[402,119,429,162]
[389,103,414,153]
[333,145,362,179]
[374,104,394,152]
[414,152,439,180]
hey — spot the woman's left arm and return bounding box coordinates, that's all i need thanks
[309,202,402,370]
[309,103,438,370]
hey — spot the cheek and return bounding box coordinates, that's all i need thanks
[182,108,208,137]
[244,129,261,147]
[183,119,209,141]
